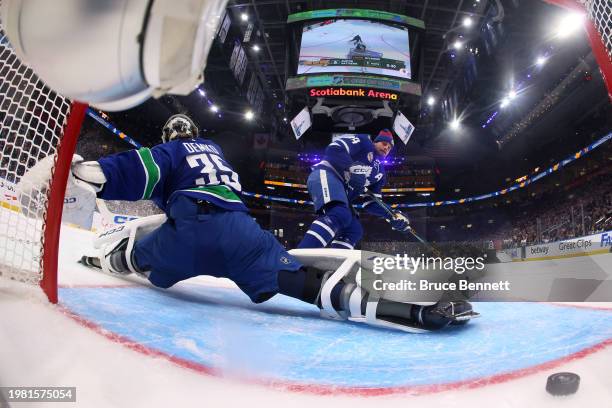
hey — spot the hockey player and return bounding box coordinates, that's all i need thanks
[74,114,306,304]
[350,35,367,51]
[298,129,411,250]
[72,116,475,331]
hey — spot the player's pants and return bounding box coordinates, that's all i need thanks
[133,195,302,303]
[298,168,363,249]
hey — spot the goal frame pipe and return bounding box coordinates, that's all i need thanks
[543,0,612,102]
[40,101,88,303]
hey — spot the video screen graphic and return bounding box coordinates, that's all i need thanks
[298,19,411,79]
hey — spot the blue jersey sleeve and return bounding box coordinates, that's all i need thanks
[324,135,367,171]
[97,146,171,202]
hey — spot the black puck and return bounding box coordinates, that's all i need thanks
[546,372,580,396]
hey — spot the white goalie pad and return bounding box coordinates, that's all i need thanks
[289,248,438,333]
[94,214,167,274]
[289,248,360,320]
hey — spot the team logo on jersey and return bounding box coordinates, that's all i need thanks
[280,256,291,265]
[367,152,373,163]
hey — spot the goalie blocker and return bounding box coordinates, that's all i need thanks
[84,215,478,333]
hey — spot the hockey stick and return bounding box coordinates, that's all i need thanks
[365,190,443,256]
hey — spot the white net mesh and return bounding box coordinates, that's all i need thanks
[582,0,611,63]
[0,29,72,286]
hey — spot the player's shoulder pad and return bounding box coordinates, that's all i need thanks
[357,133,375,147]
[199,138,224,155]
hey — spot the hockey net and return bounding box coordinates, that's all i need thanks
[0,27,86,303]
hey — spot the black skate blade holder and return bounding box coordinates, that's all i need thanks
[431,302,481,322]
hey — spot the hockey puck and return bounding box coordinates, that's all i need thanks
[546,372,580,396]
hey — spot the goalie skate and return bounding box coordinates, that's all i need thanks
[80,238,149,279]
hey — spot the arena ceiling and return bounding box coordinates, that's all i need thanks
[98,0,610,183]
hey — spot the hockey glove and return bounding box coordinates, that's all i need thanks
[71,154,106,192]
[346,163,370,200]
[388,211,410,232]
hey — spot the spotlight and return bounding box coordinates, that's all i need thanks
[240,13,249,22]
[450,119,460,130]
[427,96,435,106]
[555,12,585,38]
[453,40,463,50]
[245,110,255,120]
[463,17,473,27]
[500,97,510,108]
[536,56,547,66]
[252,44,260,52]
[210,105,219,113]
[508,89,517,99]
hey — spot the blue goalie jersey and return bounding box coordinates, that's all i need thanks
[97,138,248,213]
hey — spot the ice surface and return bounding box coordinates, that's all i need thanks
[1,224,611,407]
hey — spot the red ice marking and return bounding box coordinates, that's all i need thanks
[548,302,612,311]
[56,304,612,397]
[59,283,135,289]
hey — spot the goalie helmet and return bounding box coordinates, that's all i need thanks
[162,114,199,143]
[0,0,229,111]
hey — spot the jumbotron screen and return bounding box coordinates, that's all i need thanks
[297,19,411,80]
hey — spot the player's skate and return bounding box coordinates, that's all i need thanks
[413,300,479,327]
[289,248,480,333]
[80,238,149,278]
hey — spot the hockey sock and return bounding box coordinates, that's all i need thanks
[297,204,352,249]
[329,239,355,249]
[297,216,337,248]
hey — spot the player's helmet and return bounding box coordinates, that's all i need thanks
[162,114,198,143]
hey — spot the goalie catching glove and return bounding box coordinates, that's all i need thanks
[16,154,104,229]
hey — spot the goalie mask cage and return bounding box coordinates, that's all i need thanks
[0,1,609,304]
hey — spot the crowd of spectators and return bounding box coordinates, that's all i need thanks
[486,173,612,247]
[58,115,610,254]
[264,160,436,189]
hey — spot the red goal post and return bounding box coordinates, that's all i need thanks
[544,0,612,101]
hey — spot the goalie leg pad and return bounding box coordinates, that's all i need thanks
[94,215,166,277]
[98,237,150,278]
[289,249,478,332]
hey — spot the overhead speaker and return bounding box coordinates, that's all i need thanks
[331,106,374,127]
